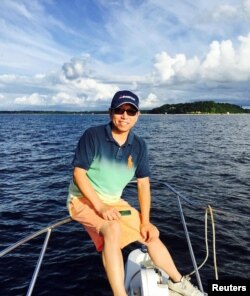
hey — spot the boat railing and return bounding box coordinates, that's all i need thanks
[152,181,205,291]
[1,181,208,295]
[0,217,72,296]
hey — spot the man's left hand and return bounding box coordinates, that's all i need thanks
[140,222,159,243]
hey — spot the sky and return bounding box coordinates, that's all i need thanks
[0,0,250,111]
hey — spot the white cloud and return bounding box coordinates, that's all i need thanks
[201,34,250,81]
[68,78,118,99]
[152,33,250,84]
[14,91,84,107]
[60,57,120,104]
[238,34,250,74]
[153,52,200,82]
[201,40,236,81]
[15,93,47,105]
[51,92,82,106]
[141,93,159,108]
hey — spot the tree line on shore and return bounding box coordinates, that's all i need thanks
[148,101,249,114]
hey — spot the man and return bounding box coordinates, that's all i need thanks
[68,90,205,296]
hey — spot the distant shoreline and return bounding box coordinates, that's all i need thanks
[0,101,249,115]
[0,111,249,115]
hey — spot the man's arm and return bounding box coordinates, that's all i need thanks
[137,177,151,224]
[137,177,159,242]
[73,167,120,220]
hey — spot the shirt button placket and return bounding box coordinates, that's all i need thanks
[116,146,123,159]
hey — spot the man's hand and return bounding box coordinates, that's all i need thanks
[140,222,159,243]
[97,204,121,221]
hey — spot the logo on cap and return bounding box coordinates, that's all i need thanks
[119,95,136,101]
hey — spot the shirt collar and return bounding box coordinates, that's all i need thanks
[105,122,134,145]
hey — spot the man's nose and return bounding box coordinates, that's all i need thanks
[121,110,129,118]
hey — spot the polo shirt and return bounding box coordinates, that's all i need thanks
[68,122,150,203]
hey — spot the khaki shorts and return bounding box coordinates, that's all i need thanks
[69,197,144,252]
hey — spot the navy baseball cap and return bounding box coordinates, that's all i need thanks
[111,90,139,110]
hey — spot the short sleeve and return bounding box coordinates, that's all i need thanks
[135,139,151,178]
[72,128,95,170]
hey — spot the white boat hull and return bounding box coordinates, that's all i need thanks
[125,248,170,296]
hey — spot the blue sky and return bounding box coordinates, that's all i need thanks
[0,0,250,111]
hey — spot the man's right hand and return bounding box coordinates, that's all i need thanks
[97,204,121,221]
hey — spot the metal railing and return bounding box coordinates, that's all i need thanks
[0,216,72,296]
[0,181,205,295]
[155,181,205,292]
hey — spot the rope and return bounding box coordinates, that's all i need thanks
[187,205,218,280]
[209,205,218,280]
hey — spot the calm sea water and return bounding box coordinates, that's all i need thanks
[0,114,249,295]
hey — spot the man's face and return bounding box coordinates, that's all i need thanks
[110,103,139,133]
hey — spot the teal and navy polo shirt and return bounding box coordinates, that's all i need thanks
[68,122,150,203]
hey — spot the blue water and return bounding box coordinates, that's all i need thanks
[0,114,249,295]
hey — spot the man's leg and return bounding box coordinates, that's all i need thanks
[100,221,127,296]
[146,238,182,282]
[147,238,206,296]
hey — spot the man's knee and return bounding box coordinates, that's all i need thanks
[101,220,121,241]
